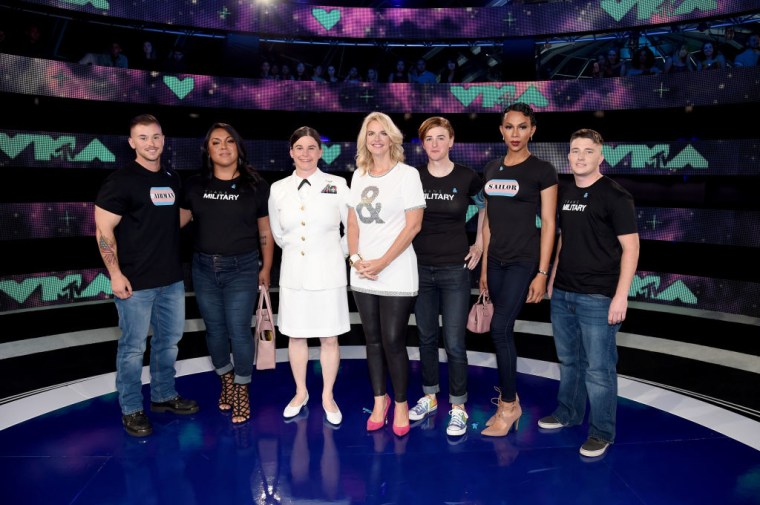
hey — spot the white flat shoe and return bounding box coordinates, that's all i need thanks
[324,401,342,426]
[283,392,309,418]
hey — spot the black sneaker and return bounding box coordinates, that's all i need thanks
[122,411,153,437]
[537,415,564,430]
[150,396,200,415]
[579,437,610,458]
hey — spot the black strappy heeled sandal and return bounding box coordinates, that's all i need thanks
[218,372,234,412]
[231,383,250,424]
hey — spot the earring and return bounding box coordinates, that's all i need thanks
[530,135,534,141]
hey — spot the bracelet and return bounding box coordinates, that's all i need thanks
[348,253,362,267]
[537,269,549,276]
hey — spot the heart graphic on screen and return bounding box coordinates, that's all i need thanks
[322,144,341,164]
[163,76,195,100]
[312,8,341,31]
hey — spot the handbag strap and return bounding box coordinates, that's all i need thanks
[258,286,273,312]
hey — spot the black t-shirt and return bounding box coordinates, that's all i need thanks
[182,174,270,256]
[483,155,558,263]
[414,163,483,266]
[95,161,183,290]
[554,176,638,297]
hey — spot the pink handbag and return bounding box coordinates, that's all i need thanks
[254,287,276,370]
[467,292,493,333]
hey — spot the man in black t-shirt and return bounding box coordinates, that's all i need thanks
[538,129,639,458]
[95,114,198,437]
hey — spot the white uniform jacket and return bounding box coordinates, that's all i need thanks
[268,169,350,290]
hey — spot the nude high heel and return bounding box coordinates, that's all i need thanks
[485,389,519,427]
[481,397,522,437]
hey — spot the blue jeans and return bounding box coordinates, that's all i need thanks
[114,280,186,415]
[414,264,471,404]
[486,258,535,402]
[192,251,259,385]
[550,287,620,444]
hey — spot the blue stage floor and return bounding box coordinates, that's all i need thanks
[1,350,759,505]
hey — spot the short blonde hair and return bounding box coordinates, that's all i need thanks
[355,112,404,175]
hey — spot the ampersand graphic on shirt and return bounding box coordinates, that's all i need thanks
[356,186,385,224]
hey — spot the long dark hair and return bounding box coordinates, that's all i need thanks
[200,122,262,190]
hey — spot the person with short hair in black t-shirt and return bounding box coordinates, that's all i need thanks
[408,116,485,437]
[538,129,639,458]
[479,103,558,437]
[95,114,199,437]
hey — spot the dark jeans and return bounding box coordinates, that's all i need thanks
[192,250,259,384]
[353,291,416,403]
[414,264,470,404]
[486,258,535,402]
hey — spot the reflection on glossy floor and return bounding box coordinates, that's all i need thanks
[1,357,759,505]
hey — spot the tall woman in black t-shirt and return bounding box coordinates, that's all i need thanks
[479,103,558,437]
[180,123,274,425]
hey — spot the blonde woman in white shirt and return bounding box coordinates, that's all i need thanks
[347,112,426,437]
[268,126,350,426]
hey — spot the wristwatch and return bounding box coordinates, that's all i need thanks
[348,253,362,267]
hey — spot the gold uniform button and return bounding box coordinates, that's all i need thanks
[301,221,306,226]
[301,236,306,241]
[301,251,305,256]
[300,205,305,211]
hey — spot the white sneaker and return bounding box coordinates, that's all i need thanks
[446,408,468,437]
[408,396,437,421]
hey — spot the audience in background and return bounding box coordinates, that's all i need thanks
[312,64,327,82]
[10,10,759,83]
[366,67,379,84]
[15,22,48,58]
[260,60,274,79]
[164,47,188,73]
[294,61,310,80]
[134,40,159,71]
[280,63,295,81]
[603,47,625,77]
[624,46,662,76]
[440,58,461,83]
[409,58,438,84]
[733,33,759,67]
[79,41,129,68]
[664,44,694,73]
[697,41,726,70]
[344,66,362,83]
[388,59,409,83]
[590,53,606,77]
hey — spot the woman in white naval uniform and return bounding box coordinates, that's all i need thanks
[268,126,350,426]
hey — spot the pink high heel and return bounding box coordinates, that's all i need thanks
[392,401,410,437]
[366,394,390,432]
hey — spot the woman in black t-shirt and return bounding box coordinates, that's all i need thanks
[479,103,558,437]
[180,123,274,425]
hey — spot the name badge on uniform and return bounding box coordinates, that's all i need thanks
[321,181,337,194]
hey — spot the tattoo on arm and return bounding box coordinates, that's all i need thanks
[97,232,118,267]
[259,235,268,246]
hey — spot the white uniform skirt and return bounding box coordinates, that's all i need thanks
[276,286,351,338]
